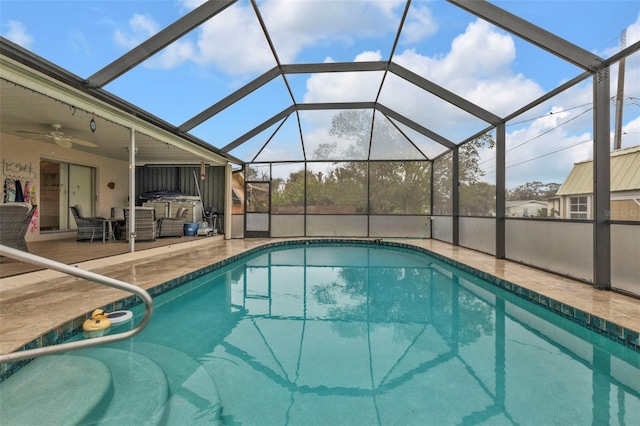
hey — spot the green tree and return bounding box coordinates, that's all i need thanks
[460,181,496,216]
[329,110,431,214]
[433,133,496,215]
[268,111,493,216]
[506,181,560,201]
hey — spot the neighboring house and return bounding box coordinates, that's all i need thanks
[554,145,640,221]
[506,200,549,217]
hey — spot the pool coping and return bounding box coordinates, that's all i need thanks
[2,238,638,380]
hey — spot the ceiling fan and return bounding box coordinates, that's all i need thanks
[15,123,97,149]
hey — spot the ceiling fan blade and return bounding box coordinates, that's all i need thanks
[69,138,98,148]
[54,139,73,149]
[15,126,97,148]
[15,130,51,138]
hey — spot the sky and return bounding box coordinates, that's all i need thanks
[1,0,639,187]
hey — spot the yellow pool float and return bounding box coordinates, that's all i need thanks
[82,309,111,331]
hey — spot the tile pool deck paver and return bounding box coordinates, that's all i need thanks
[0,237,638,356]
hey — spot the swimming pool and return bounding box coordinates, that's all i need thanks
[2,242,639,425]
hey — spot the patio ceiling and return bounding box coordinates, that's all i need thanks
[0,52,236,166]
[1,0,638,165]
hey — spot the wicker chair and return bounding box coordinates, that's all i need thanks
[70,205,106,242]
[124,207,157,241]
[157,207,188,238]
[0,202,35,252]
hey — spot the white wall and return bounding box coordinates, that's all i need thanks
[506,220,593,283]
[0,133,129,242]
[272,215,304,237]
[611,224,640,296]
[432,216,453,243]
[306,215,368,237]
[369,215,428,238]
[459,217,496,255]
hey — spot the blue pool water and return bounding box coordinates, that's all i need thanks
[6,243,640,425]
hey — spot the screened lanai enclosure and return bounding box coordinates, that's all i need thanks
[1,0,639,297]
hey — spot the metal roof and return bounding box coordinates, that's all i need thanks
[556,145,640,196]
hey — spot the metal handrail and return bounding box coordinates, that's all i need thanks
[0,245,154,363]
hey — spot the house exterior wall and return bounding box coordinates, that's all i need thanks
[0,133,129,242]
[609,192,640,222]
[506,201,548,217]
[557,192,640,221]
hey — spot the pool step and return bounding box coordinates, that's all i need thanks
[0,344,222,425]
[109,341,223,425]
[0,355,113,426]
[71,347,170,425]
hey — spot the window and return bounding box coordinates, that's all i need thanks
[569,196,589,219]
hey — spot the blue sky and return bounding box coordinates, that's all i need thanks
[1,0,639,187]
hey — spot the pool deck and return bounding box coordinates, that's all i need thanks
[1,237,639,356]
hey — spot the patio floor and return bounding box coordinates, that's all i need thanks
[1,237,638,356]
[0,235,204,278]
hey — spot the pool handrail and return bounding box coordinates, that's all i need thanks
[0,244,154,363]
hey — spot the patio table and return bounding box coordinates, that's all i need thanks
[101,218,120,243]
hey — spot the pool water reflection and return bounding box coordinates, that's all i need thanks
[127,243,640,425]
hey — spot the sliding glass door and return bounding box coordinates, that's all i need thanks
[40,159,96,232]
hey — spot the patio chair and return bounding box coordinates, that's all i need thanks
[157,207,188,238]
[124,207,157,241]
[70,205,106,242]
[0,202,35,252]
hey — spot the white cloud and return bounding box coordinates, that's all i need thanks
[146,40,196,69]
[621,115,640,149]
[114,14,160,49]
[297,14,619,186]
[70,31,91,56]
[393,19,544,116]
[3,21,34,49]
[400,5,438,44]
[113,13,196,69]
[303,51,384,103]
[262,0,405,63]
[602,13,640,58]
[115,0,638,173]
[194,4,276,75]
[110,0,417,80]
[178,0,207,14]
[150,0,408,76]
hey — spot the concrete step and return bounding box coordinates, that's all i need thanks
[0,355,113,426]
[71,346,170,425]
[109,341,223,425]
